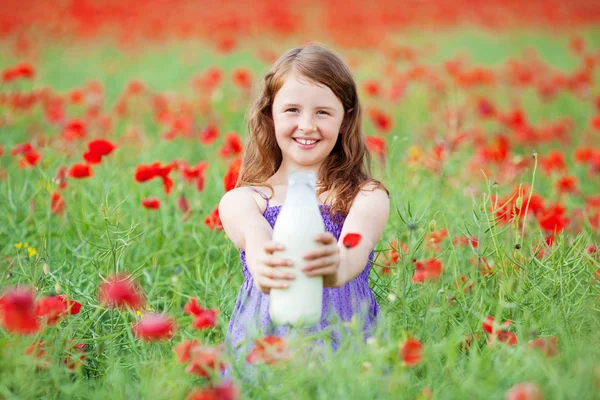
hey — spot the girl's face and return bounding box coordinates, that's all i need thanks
[271,72,345,173]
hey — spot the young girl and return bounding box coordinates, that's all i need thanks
[219,44,390,356]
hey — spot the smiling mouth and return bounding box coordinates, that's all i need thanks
[293,138,320,145]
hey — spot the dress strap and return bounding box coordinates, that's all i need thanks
[250,187,270,211]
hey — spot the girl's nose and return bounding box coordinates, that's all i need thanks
[298,116,317,133]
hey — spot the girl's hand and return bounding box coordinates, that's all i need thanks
[253,241,296,294]
[301,233,341,288]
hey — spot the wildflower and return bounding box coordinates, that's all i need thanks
[186,345,227,377]
[141,197,161,210]
[186,382,239,400]
[134,161,175,194]
[35,296,68,325]
[174,339,200,363]
[505,383,543,400]
[218,133,243,158]
[246,336,291,364]
[204,204,223,230]
[528,336,558,357]
[412,258,443,283]
[342,233,362,249]
[64,342,86,372]
[27,247,37,257]
[67,163,93,179]
[399,338,422,367]
[199,122,219,145]
[133,313,175,341]
[184,298,219,330]
[231,68,252,90]
[83,139,116,164]
[223,158,242,192]
[0,286,40,335]
[98,273,145,310]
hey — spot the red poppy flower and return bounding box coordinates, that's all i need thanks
[399,338,422,366]
[35,296,68,325]
[412,258,443,283]
[133,313,175,341]
[186,345,227,377]
[98,273,145,310]
[528,336,558,357]
[57,295,81,315]
[18,151,42,168]
[199,123,219,145]
[368,108,393,133]
[231,68,252,90]
[134,162,175,195]
[64,342,86,371]
[537,204,569,233]
[540,150,566,175]
[246,336,291,364]
[505,383,543,400]
[2,62,35,83]
[173,339,200,363]
[365,136,387,163]
[219,133,243,158]
[63,119,87,141]
[556,175,578,194]
[223,158,242,192]
[178,195,191,219]
[55,166,67,190]
[186,382,239,400]
[0,286,40,335]
[68,163,93,179]
[363,80,381,97]
[181,161,209,192]
[204,204,223,230]
[184,298,219,330]
[342,233,362,249]
[25,340,50,368]
[50,192,66,215]
[83,139,116,165]
[142,197,161,210]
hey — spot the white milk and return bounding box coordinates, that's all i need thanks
[269,171,325,327]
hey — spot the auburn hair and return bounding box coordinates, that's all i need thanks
[236,43,388,220]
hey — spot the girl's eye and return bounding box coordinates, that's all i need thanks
[317,110,330,115]
[286,108,298,113]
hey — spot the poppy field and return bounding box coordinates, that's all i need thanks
[1,1,600,399]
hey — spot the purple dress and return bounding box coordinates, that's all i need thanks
[225,188,381,356]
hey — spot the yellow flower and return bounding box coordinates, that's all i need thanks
[14,243,23,249]
[136,310,142,316]
[24,242,29,248]
[27,247,38,258]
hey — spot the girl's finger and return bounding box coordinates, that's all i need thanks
[264,241,285,254]
[303,245,338,260]
[259,276,290,290]
[263,256,294,267]
[303,255,339,272]
[260,266,296,281]
[304,265,337,277]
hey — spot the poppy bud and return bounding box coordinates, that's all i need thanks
[515,197,523,210]
[43,263,50,275]
[428,220,436,232]
[54,283,62,294]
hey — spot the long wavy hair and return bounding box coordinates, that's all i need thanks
[236,43,388,220]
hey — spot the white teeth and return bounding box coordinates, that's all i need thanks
[296,138,317,145]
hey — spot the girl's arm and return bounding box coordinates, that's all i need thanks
[335,186,390,286]
[219,187,294,292]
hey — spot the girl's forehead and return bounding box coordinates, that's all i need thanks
[275,73,340,104]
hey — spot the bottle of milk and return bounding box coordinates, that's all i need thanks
[269,170,325,327]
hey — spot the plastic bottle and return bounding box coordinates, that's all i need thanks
[269,170,325,327]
